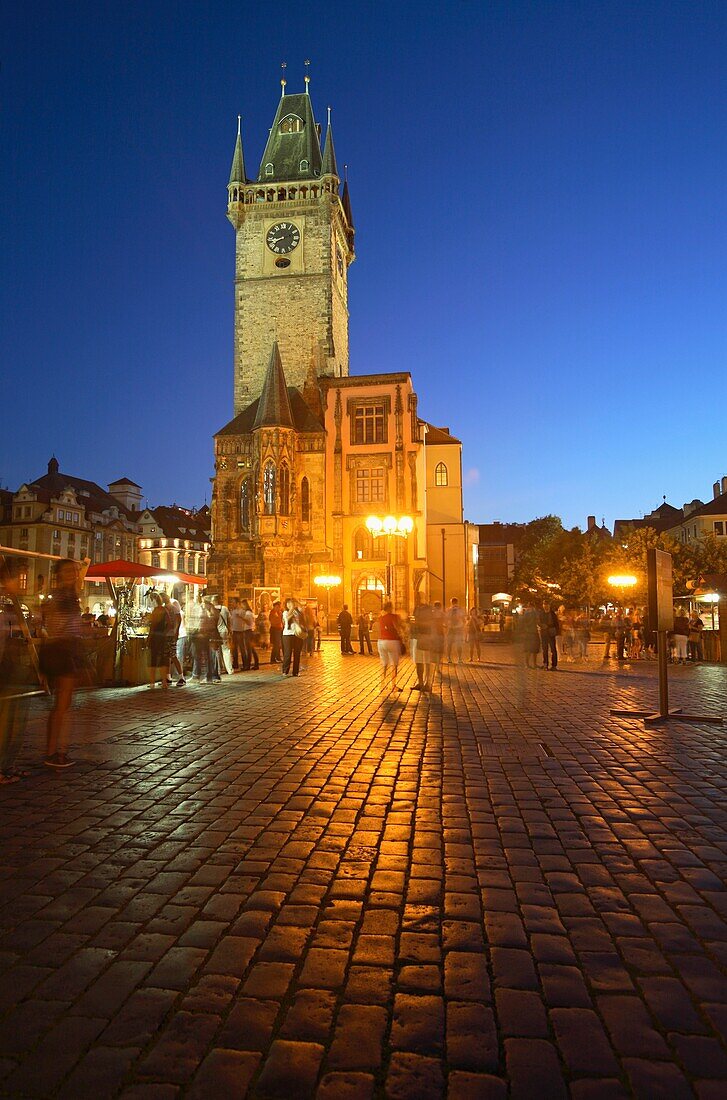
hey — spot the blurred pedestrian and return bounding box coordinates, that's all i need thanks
[147,593,170,690]
[411,597,433,691]
[445,597,465,663]
[39,557,90,767]
[466,607,481,662]
[161,592,185,686]
[0,558,33,783]
[688,610,704,662]
[377,600,404,692]
[229,597,245,671]
[240,599,259,670]
[538,600,560,671]
[519,602,540,669]
[337,605,354,654]
[673,610,689,664]
[269,600,283,663]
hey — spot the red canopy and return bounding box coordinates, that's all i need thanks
[85,559,207,586]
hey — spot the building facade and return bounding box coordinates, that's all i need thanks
[137,506,210,579]
[209,83,471,614]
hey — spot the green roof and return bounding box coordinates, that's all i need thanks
[257,93,323,183]
[253,343,295,429]
[322,120,338,177]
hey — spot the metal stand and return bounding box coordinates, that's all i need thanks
[611,631,723,725]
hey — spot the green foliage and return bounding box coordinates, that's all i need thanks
[509,518,725,608]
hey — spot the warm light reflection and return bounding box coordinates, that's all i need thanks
[607,575,638,587]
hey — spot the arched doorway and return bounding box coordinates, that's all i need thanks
[357,574,385,616]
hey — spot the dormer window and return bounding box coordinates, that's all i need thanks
[265,163,274,177]
[279,114,304,134]
[300,159,309,172]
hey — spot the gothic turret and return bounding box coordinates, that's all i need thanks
[253,343,294,429]
[321,110,338,180]
[228,116,246,186]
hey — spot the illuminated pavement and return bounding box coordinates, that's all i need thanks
[1,644,726,1098]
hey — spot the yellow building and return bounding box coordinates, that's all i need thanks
[209,81,472,615]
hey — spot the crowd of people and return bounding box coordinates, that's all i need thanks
[514,601,709,669]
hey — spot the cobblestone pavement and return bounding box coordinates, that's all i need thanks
[1,644,726,1098]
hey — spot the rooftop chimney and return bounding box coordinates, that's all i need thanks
[587,515,596,532]
[714,482,720,499]
[48,456,59,476]
[722,476,727,496]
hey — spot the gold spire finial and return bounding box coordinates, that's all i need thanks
[237,114,241,137]
[304,59,311,91]
[327,105,332,127]
[281,61,287,93]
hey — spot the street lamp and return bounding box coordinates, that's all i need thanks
[366,514,413,599]
[607,574,638,608]
[313,574,342,627]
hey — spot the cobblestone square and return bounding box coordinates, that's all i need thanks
[1,646,726,1097]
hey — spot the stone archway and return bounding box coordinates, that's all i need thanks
[355,573,385,616]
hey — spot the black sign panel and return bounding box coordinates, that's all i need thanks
[647,548,674,632]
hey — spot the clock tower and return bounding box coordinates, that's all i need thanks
[227,81,355,413]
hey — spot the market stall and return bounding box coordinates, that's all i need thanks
[84,559,207,685]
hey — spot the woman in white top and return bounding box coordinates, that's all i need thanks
[282,597,305,677]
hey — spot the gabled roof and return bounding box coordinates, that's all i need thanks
[29,467,136,520]
[257,92,322,182]
[423,422,461,445]
[254,343,295,429]
[613,500,683,537]
[216,386,324,438]
[681,493,727,519]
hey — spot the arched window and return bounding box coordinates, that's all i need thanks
[265,163,274,177]
[279,463,290,515]
[279,114,304,134]
[300,158,309,172]
[435,461,448,486]
[263,462,276,515]
[151,552,160,568]
[300,477,310,522]
[240,478,251,531]
[354,527,371,561]
[177,553,185,570]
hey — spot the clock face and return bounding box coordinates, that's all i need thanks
[266,222,301,255]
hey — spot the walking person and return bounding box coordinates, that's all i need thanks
[229,597,245,671]
[687,610,704,662]
[240,599,259,670]
[214,595,232,674]
[466,607,482,663]
[282,597,305,677]
[428,600,446,689]
[39,556,90,767]
[518,603,540,669]
[673,609,690,665]
[0,558,33,783]
[304,603,316,656]
[269,600,283,663]
[161,592,185,686]
[187,592,205,680]
[445,597,465,664]
[201,597,222,682]
[538,600,560,670]
[411,597,433,691]
[147,593,171,690]
[337,605,354,654]
[377,601,404,692]
[358,610,373,655]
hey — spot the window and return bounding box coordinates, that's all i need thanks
[199,558,206,574]
[240,477,251,531]
[279,463,290,515]
[279,114,304,134]
[177,553,185,570]
[299,158,309,172]
[265,163,274,177]
[715,521,724,536]
[20,528,28,538]
[353,403,386,444]
[151,552,160,568]
[52,529,60,540]
[263,462,276,515]
[300,477,310,522]
[23,506,30,518]
[355,467,385,504]
[435,462,448,486]
[18,569,28,593]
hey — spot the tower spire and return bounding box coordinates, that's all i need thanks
[280,61,287,95]
[322,107,338,178]
[304,59,311,93]
[228,115,246,185]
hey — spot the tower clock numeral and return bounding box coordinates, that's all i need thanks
[266,222,300,255]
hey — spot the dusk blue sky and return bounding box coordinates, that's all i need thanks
[3,1,727,529]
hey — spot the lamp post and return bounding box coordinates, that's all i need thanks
[313,574,342,628]
[607,573,638,609]
[365,515,413,602]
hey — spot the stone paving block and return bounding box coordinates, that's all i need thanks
[446,1001,499,1071]
[390,993,445,1055]
[504,1037,567,1099]
[447,1071,507,1099]
[495,987,549,1038]
[187,1047,260,1098]
[216,997,279,1051]
[326,1004,387,1070]
[101,987,178,1047]
[57,1044,139,1099]
[3,1014,106,1096]
[385,1052,446,1099]
[253,1038,324,1098]
[623,1057,695,1099]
